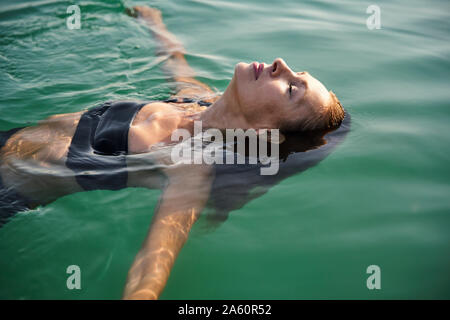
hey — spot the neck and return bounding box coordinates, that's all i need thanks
[198,99,247,130]
[192,78,253,130]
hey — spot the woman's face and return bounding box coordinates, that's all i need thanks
[231,57,332,129]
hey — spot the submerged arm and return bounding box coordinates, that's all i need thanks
[123,164,212,299]
[129,5,215,98]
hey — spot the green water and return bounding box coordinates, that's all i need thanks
[1,0,449,299]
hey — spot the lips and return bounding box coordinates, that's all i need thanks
[253,62,264,80]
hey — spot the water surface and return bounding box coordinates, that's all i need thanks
[0,0,449,299]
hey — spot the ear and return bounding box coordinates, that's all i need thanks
[255,129,286,144]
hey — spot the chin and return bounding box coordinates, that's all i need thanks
[234,62,248,74]
[233,62,250,85]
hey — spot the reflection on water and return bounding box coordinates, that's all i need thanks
[206,112,351,226]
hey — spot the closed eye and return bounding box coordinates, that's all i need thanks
[289,83,293,96]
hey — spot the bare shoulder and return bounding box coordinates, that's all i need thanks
[129,102,184,154]
[132,101,178,126]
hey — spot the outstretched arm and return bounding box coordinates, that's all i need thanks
[123,164,212,299]
[129,5,216,99]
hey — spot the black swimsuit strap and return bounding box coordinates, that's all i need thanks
[163,97,212,107]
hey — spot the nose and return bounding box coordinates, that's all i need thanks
[270,57,291,78]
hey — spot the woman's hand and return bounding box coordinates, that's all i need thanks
[131,6,163,26]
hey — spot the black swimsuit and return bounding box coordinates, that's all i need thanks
[67,98,212,191]
[0,98,212,226]
[66,101,148,191]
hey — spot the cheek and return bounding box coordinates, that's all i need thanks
[240,90,275,114]
[243,96,286,127]
[249,83,281,104]
[256,86,285,114]
[236,75,284,116]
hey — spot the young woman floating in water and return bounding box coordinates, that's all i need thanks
[0,5,347,299]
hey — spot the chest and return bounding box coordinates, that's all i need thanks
[128,102,190,154]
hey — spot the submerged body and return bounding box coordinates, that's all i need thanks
[0,5,348,299]
[0,98,216,208]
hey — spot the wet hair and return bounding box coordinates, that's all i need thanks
[324,91,345,129]
[281,90,345,132]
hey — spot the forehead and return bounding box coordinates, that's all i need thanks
[299,72,331,105]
